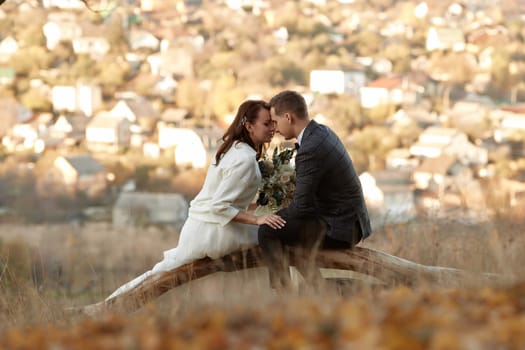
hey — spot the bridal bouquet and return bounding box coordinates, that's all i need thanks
[255,147,296,214]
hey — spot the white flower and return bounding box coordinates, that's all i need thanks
[280,173,291,183]
[280,164,294,173]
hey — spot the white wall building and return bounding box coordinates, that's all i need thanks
[157,124,207,169]
[42,0,84,9]
[426,26,465,52]
[410,127,488,165]
[309,69,366,95]
[51,83,102,117]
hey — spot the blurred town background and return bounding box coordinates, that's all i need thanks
[1,0,525,229]
[3,2,525,344]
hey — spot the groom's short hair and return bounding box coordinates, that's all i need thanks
[269,90,308,120]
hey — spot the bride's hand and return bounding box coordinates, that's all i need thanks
[247,203,258,212]
[256,214,286,229]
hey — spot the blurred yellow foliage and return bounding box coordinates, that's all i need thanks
[2,281,525,349]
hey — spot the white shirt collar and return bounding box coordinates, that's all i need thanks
[296,122,310,146]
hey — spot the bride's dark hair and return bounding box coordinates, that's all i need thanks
[215,100,270,165]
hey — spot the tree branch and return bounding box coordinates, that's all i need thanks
[73,246,513,315]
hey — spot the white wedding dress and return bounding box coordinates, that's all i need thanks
[107,142,261,300]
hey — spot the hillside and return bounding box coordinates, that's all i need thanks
[1,281,525,349]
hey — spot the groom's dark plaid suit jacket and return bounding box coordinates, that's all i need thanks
[279,120,372,243]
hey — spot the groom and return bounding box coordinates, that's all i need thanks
[258,90,372,291]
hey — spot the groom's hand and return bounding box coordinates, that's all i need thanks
[256,214,286,229]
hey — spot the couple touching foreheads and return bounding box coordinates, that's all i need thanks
[106,90,372,300]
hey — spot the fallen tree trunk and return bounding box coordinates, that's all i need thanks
[76,246,512,315]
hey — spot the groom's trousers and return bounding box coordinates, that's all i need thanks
[258,216,362,290]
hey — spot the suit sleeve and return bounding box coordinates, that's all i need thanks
[209,155,255,226]
[279,149,323,218]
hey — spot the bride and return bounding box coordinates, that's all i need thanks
[106,100,286,300]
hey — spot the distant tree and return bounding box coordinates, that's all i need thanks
[0,102,17,136]
[273,3,302,32]
[54,55,99,85]
[237,37,259,61]
[105,13,128,53]
[104,161,134,187]
[430,52,474,109]
[508,59,525,103]
[235,60,272,89]
[14,78,29,95]
[18,25,46,47]
[409,20,429,53]
[0,86,14,99]
[96,55,131,92]
[383,42,411,74]
[492,159,517,179]
[336,47,359,67]
[491,49,511,92]
[0,17,13,35]
[12,6,46,40]
[175,78,207,121]
[311,33,334,54]
[391,118,422,148]
[349,125,397,171]
[209,75,244,120]
[265,56,306,87]
[133,76,156,98]
[368,0,395,10]
[52,42,75,66]
[20,88,52,112]
[507,130,525,147]
[10,173,47,223]
[294,17,329,37]
[9,47,53,77]
[303,48,325,72]
[71,55,98,79]
[323,54,342,69]
[397,2,418,25]
[322,95,364,136]
[285,38,314,63]
[133,165,157,191]
[352,31,383,57]
[505,18,523,41]
[202,51,240,79]
[200,6,228,38]
[365,104,396,125]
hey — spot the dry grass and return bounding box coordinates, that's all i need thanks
[1,214,525,348]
